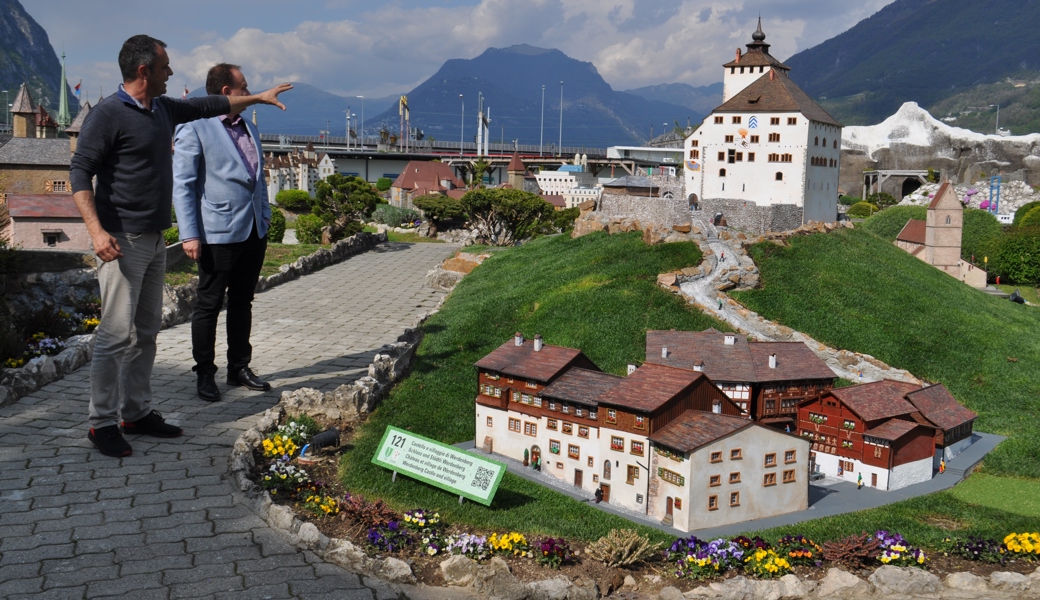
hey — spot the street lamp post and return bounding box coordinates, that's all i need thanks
[326,119,330,150]
[356,96,364,148]
[344,109,351,149]
[540,84,545,157]
[558,81,563,157]
[2,90,8,131]
[459,94,464,157]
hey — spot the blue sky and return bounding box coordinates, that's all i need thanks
[28,0,895,100]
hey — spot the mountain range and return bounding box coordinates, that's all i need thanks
[0,0,77,121]
[365,45,699,148]
[785,0,1040,126]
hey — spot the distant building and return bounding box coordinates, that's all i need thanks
[895,182,987,288]
[389,161,465,209]
[3,193,90,250]
[684,19,842,233]
[534,165,598,196]
[505,152,542,195]
[263,142,336,201]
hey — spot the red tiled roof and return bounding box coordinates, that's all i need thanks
[896,219,926,245]
[473,338,591,383]
[713,70,841,127]
[542,194,565,208]
[928,182,953,210]
[6,194,80,218]
[905,384,976,431]
[829,380,922,422]
[507,152,525,172]
[599,363,705,413]
[541,368,622,406]
[865,418,922,441]
[391,160,465,192]
[646,330,835,384]
[650,411,753,452]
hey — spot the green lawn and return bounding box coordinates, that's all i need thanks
[947,474,1040,518]
[731,227,1040,479]
[163,242,323,286]
[338,231,723,541]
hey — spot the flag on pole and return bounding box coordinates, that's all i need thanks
[182,86,189,99]
[74,80,81,98]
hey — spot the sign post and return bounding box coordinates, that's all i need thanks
[371,426,505,506]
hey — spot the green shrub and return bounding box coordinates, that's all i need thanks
[860,206,926,240]
[371,204,420,226]
[376,177,393,192]
[275,189,311,211]
[553,207,580,232]
[839,195,861,206]
[993,227,1040,285]
[312,174,381,242]
[412,195,462,235]
[847,202,880,218]
[866,192,897,209]
[268,207,286,243]
[1013,201,1040,227]
[961,208,1002,262]
[295,214,324,244]
[1019,206,1040,229]
[163,227,180,246]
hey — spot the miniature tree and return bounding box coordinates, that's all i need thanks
[311,174,381,242]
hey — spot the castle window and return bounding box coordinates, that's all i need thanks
[718,151,725,161]
[834,140,838,149]
[732,116,742,124]
[715,116,724,124]
[689,149,700,159]
[770,117,780,125]
[719,168,727,177]
[946,216,951,224]
[748,153,755,162]
[788,117,797,125]
[776,172,784,181]
[728,149,736,163]
[740,67,745,74]
[814,137,819,146]
[736,152,743,161]
[750,135,759,143]
[768,133,780,142]
[691,140,699,147]
[725,135,734,143]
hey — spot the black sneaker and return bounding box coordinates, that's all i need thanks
[122,411,184,438]
[88,425,133,457]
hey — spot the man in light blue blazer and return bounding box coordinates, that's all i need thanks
[173,63,276,402]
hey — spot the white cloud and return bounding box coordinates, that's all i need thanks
[33,0,897,99]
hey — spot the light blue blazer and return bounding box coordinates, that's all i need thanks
[172,116,270,245]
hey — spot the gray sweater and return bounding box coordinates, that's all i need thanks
[70,92,231,233]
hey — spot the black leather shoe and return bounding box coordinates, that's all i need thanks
[197,371,221,402]
[227,367,271,391]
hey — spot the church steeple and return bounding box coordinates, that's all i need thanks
[745,17,770,54]
[57,51,72,130]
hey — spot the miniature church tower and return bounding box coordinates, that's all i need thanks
[10,84,36,138]
[507,151,526,190]
[925,182,963,275]
[56,52,72,130]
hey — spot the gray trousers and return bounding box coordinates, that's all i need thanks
[88,231,166,429]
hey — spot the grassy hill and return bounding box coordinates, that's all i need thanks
[339,232,720,540]
[336,228,1038,544]
[732,226,1040,479]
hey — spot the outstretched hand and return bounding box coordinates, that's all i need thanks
[256,83,293,111]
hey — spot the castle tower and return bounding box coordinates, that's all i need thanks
[65,101,91,155]
[507,151,526,190]
[925,182,963,274]
[10,83,37,138]
[56,52,72,130]
[722,18,792,102]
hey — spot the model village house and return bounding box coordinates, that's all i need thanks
[474,331,978,529]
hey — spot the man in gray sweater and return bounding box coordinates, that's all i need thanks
[70,34,291,458]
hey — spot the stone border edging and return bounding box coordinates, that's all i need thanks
[0,231,388,408]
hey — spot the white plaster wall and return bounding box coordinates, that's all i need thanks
[535,170,597,195]
[803,122,842,223]
[474,404,516,460]
[723,67,772,102]
[889,457,932,491]
[812,452,890,490]
[598,431,651,513]
[11,217,92,251]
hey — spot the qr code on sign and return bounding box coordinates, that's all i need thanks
[471,466,494,491]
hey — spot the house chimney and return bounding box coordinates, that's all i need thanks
[534,334,543,352]
[515,332,524,346]
[694,361,704,372]
[627,364,637,375]
[724,334,735,345]
[769,353,777,369]
[769,69,775,81]
[661,346,668,358]
[735,48,741,63]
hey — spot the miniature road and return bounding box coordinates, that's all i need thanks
[0,241,456,600]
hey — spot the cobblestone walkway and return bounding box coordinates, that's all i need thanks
[0,241,456,600]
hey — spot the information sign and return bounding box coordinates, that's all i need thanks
[371,426,505,506]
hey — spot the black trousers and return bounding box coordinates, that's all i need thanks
[191,225,267,375]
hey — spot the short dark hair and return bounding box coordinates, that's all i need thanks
[205,63,242,95]
[118,35,166,82]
